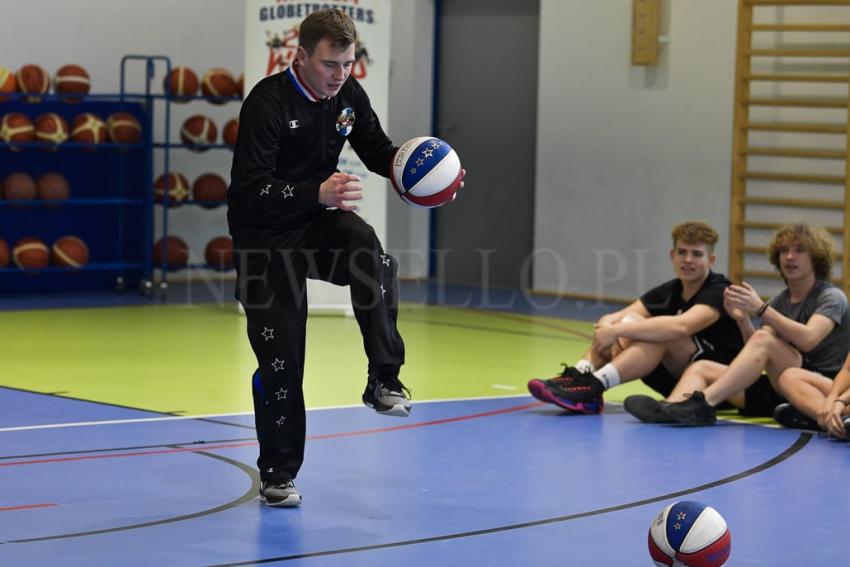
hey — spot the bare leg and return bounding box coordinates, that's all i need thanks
[776,368,834,419]
[609,335,696,384]
[702,329,801,406]
[667,360,731,404]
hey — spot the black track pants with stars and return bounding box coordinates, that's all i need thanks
[231,210,406,481]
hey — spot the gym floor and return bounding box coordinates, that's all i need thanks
[1,282,848,565]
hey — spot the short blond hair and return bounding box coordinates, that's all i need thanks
[768,223,834,281]
[671,221,719,253]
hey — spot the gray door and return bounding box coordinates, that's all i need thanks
[434,0,539,289]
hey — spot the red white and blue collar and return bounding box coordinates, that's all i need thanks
[286,65,320,102]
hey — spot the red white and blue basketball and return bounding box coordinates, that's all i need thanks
[648,501,731,567]
[391,136,462,208]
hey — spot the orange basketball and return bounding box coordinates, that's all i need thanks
[205,236,233,270]
[54,64,91,100]
[51,235,89,268]
[222,118,238,148]
[235,73,244,99]
[36,172,71,201]
[153,172,190,206]
[0,113,35,148]
[163,66,198,102]
[70,112,107,145]
[106,112,142,144]
[180,115,217,151]
[153,236,189,269]
[3,172,37,200]
[16,64,50,102]
[192,173,227,207]
[201,68,236,103]
[13,237,49,269]
[0,66,16,102]
[34,113,70,147]
[0,238,9,268]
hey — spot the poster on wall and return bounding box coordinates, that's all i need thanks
[243,0,391,312]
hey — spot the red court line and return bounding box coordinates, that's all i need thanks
[0,503,58,512]
[0,401,543,468]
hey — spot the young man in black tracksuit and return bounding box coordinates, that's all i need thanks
[228,8,412,507]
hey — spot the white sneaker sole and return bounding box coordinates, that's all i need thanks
[376,403,411,417]
[259,493,302,507]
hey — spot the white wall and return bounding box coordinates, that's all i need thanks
[0,0,433,279]
[533,0,739,299]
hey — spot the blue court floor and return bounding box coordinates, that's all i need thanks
[2,388,849,566]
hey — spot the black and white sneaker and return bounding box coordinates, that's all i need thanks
[259,478,301,507]
[773,403,819,431]
[362,374,411,417]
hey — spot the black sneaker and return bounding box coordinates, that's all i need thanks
[527,365,604,414]
[773,403,819,431]
[362,374,411,417]
[623,395,673,423]
[259,478,301,507]
[661,391,716,426]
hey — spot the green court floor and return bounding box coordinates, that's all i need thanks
[0,302,660,415]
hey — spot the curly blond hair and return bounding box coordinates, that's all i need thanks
[671,221,719,253]
[768,223,834,281]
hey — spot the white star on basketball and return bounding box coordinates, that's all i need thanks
[275,388,288,400]
[422,148,434,158]
[409,167,417,174]
[416,158,424,166]
[262,327,275,341]
[272,358,285,372]
[282,185,295,198]
[430,141,440,148]
[677,512,687,520]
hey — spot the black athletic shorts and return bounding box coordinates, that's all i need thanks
[641,335,737,398]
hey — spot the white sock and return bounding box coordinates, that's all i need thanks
[574,359,595,373]
[593,363,621,390]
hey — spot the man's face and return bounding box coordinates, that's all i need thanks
[670,240,714,284]
[296,38,355,99]
[776,239,814,282]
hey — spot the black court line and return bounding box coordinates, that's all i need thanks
[400,315,590,342]
[201,433,812,566]
[5,450,260,544]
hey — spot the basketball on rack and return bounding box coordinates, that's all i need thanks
[3,172,37,200]
[0,238,9,268]
[51,235,89,268]
[0,66,16,102]
[391,136,463,208]
[201,68,237,103]
[13,237,49,269]
[106,112,142,144]
[153,172,190,206]
[37,172,71,201]
[205,236,233,270]
[54,64,91,102]
[222,118,238,148]
[163,66,198,102]
[34,112,70,147]
[16,64,50,102]
[649,501,731,567]
[70,112,107,146]
[180,115,217,151]
[153,236,189,270]
[192,173,227,207]
[0,113,35,149]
